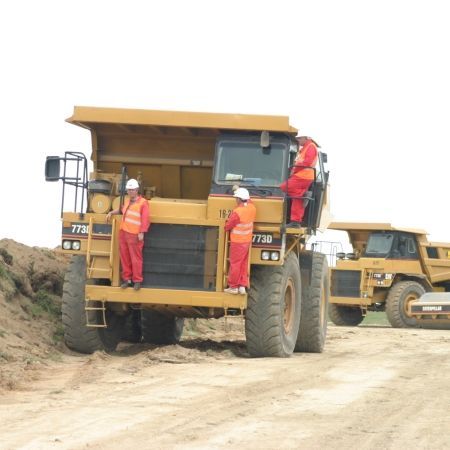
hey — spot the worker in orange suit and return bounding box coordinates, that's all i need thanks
[280,136,318,227]
[106,178,150,290]
[224,188,257,295]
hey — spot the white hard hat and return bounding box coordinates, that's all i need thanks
[233,187,250,201]
[126,178,139,189]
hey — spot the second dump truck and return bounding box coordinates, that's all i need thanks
[328,222,450,328]
[45,106,331,357]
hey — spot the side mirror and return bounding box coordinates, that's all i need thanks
[45,156,61,181]
[320,152,328,163]
[260,131,270,148]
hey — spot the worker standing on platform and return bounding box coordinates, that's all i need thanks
[224,188,256,295]
[106,178,150,290]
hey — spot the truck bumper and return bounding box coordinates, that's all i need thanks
[329,296,372,306]
[85,285,247,310]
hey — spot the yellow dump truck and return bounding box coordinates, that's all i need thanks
[45,106,330,357]
[328,222,450,328]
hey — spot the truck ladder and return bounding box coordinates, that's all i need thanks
[85,300,107,328]
[86,217,116,279]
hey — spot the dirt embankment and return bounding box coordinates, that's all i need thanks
[0,239,68,390]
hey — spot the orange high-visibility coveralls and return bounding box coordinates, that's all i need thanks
[280,139,318,222]
[119,196,150,283]
[225,201,257,288]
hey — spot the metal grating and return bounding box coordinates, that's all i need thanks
[331,270,361,298]
[142,224,218,290]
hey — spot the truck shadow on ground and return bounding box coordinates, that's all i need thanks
[116,338,249,360]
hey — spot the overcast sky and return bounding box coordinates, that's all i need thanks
[1,0,449,249]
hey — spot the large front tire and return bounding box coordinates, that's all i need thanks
[62,256,123,354]
[141,310,184,344]
[328,304,364,326]
[295,251,329,353]
[386,281,425,328]
[245,253,302,357]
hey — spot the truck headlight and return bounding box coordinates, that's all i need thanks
[261,251,270,260]
[270,251,280,261]
[71,241,81,250]
[62,240,72,250]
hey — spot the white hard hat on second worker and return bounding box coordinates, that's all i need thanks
[126,179,139,189]
[233,187,250,201]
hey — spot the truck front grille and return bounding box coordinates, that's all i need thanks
[331,270,361,297]
[142,224,218,291]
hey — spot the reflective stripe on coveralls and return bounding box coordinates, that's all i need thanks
[120,197,146,234]
[230,202,257,243]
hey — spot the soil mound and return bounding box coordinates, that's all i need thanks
[0,239,69,390]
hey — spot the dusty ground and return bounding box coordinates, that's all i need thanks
[1,240,449,449]
[1,320,449,450]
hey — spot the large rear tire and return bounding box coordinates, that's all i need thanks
[141,310,184,344]
[328,304,364,326]
[245,253,301,357]
[62,256,123,354]
[295,251,329,353]
[386,281,424,328]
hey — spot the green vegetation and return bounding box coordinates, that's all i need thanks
[52,324,65,344]
[360,311,391,327]
[24,290,61,319]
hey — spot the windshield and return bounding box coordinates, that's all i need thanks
[215,141,288,187]
[364,233,394,257]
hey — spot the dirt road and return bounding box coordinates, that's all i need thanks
[1,322,449,450]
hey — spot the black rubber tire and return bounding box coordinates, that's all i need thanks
[295,251,329,353]
[328,304,364,326]
[245,253,302,358]
[386,281,425,328]
[122,310,142,343]
[62,256,124,354]
[141,310,184,344]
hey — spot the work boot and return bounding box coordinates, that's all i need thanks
[224,287,238,295]
[133,282,141,291]
[238,286,246,295]
[286,221,301,228]
[121,280,132,289]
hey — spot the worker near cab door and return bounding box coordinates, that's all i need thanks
[224,188,257,295]
[106,178,150,290]
[279,136,318,228]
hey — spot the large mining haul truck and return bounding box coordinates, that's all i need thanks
[45,106,330,357]
[328,222,450,328]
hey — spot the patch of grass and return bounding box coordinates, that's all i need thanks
[28,303,46,318]
[34,290,61,317]
[0,264,7,279]
[0,329,6,338]
[0,266,18,301]
[361,311,391,327]
[52,324,65,344]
